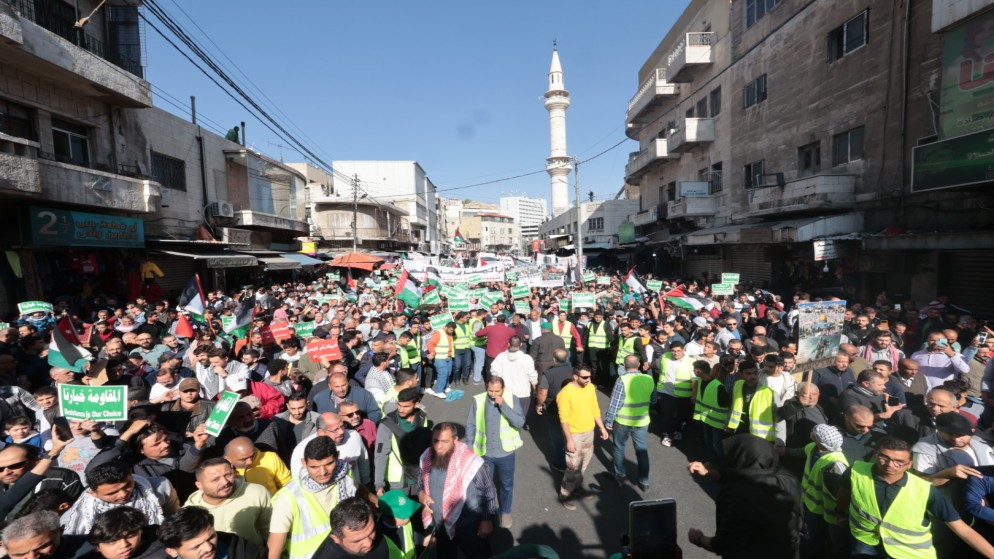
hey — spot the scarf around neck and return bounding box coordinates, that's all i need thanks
[298,459,352,503]
[419,441,483,538]
[61,475,164,535]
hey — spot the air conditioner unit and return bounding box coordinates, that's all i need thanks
[208,201,235,218]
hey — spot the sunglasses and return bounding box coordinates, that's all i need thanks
[577,375,592,380]
[0,461,28,472]
[341,411,360,418]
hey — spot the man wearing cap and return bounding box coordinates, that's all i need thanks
[913,412,994,498]
[162,377,215,435]
[800,424,849,559]
[528,321,565,378]
[378,489,426,559]
[426,322,456,398]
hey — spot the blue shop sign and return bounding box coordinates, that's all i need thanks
[27,207,144,248]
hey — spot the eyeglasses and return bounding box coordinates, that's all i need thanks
[341,411,360,418]
[876,454,910,467]
[577,375,592,380]
[0,461,28,472]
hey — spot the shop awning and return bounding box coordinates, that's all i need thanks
[154,250,258,269]
[768,213,863,243]
[280,253,324,266]
[258,257,300,270]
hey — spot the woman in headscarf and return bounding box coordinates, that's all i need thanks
[686,434,802,559]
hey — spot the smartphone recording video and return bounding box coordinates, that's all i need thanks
[629,499,677,559]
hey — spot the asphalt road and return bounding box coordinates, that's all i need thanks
[419,381,722,559]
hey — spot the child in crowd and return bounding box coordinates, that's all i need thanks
[4,415,43,448]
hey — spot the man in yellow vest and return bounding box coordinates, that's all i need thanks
[605,354,654,491]
[726,361,777,442]
[374,387,431,497]
[835,436,994,559]
[469,309,488,385]
[397,330,422,383]
[268,436,369,559]
[657,341,696,447]
[465,376,525,529]
[553,310,583,365]
[452,312,474,386]
[425,321,456,398]
[378,489,426,559]
[585,310,614,386]
[614,322,645,378]
[800,424,849,559]
[310,497,407,559]
[691,360,729,463]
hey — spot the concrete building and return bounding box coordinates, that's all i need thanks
[538,199,639,267]
[460,213,520,253]
[288,162,412,253]
[500,195,547,248]
[0,0,308,305]
[625,0,994,314]
[332,161,445,254]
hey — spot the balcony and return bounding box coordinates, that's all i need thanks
[666,32,715,83]
[0,0,151,107]
[625,139,677,184]
[234,210,309,235]
[37,154,160,213]
[626,68,678,125]
[746,174,857,217]
[667,118,715,153]
[632,205,658,226]
[0,134,42,194]
[668,196,717,219]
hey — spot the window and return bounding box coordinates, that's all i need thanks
[686,107,695,119]
[0,99,35,140]
[744,160,765,189]
[797,142,821,177]
[589,217,604,231]
[832,126,865,165]
[51,118,90,166]
[666,182,677,202]
[828,11,868,62]
[151,151,187,191]
[106,6,144,77]
[746,0,782,28]
[696,98,709,119]
[743,75,767,108]
[709,87,722,117]
[711,161,723,192]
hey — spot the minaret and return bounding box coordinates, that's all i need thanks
[545,43,572,218]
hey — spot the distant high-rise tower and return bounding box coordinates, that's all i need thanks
[545,44,571,217]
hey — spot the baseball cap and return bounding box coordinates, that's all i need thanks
[178,378,200,392]
[158,351,178,364]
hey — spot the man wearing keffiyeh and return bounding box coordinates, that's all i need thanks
[417,422,499,559]
[60,461,177,535]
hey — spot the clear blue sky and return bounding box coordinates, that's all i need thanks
[145,1,690,208]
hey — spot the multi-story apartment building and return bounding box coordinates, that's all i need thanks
[460,213,520,253]
[0,0,309,306]
[500,195,547,248]
[626,0,994,314]
[332,161,445,254]
[539,199,639,268]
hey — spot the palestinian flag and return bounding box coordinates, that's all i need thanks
[395,269,423,309]
[453,227,468,244]
[178,275,207,318]
[564,262,572,287]
[225,294,255,339]
[48,325,92,373]
[663,286,714,311]
[423,266,443,291]
[621,266,646,294]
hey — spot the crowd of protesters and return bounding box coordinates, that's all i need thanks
[0,261,992,559]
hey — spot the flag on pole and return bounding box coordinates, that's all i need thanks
[453,227,468,244]
[48,326,92,373]
[621,266,646,294]
[423,266,443,291]
[564,262,572,287]
[395,269,423,308]
[178,275,207,318]
[662,286,714,311]
[174,313,195,339]
[225,295,255,338]
[56,316,80,345]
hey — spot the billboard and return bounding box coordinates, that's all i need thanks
[940,13,994,140]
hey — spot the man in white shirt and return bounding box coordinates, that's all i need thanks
[489,336,537,421]
[912,331,970,390]
[290,412,370,485]
[207,347,250,393]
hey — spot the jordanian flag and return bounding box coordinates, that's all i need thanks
[395,269,423,309]
[178,274,207,318]
[225,294,255,339]
[621,266,646,294]
[663,286,714,311]
[453,227,468,244]
[48,325,92,373]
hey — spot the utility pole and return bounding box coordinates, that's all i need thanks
[573,155,583,275]
[351,174,359,253]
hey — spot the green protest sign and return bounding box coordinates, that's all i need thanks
[429,312,454,331]
[220,315,234,330]
[712,283,735,296]
[205,391,241,437]
[293,321,317,338]
[511,285,531,299]
[421,289,441,306]
[583,272,595,283]
[17,301,53,315]
[0,323,8,330]
[514,299,530,312]
[646,280,663,291]
[469,288,488,298]
[466,274,483,284]
[58,385,127,421]
[506,272,518,281]
[596,276,611,285]
[314,294,335,305]
[561,298,572,311]
[480,291,503,306]
[448,295,470,312]
[721,273,740,284]
[572,293,596,308]
[326,272,340,281]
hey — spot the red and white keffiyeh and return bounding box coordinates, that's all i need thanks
[419,440,483,538]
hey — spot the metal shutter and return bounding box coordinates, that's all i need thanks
[151,255,197,302]
[684,255,723,282]
[942,250,994,318]
[729,245,772,287]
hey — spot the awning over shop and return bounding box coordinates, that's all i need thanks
[154,250,258,269]
[768,213,863,243]
[684,223,760,246]
[234,250,302,270]
[280,253,324,266]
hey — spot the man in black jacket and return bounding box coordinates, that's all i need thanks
[0,436,81,519]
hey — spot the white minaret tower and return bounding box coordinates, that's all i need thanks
[545,43,571,218]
